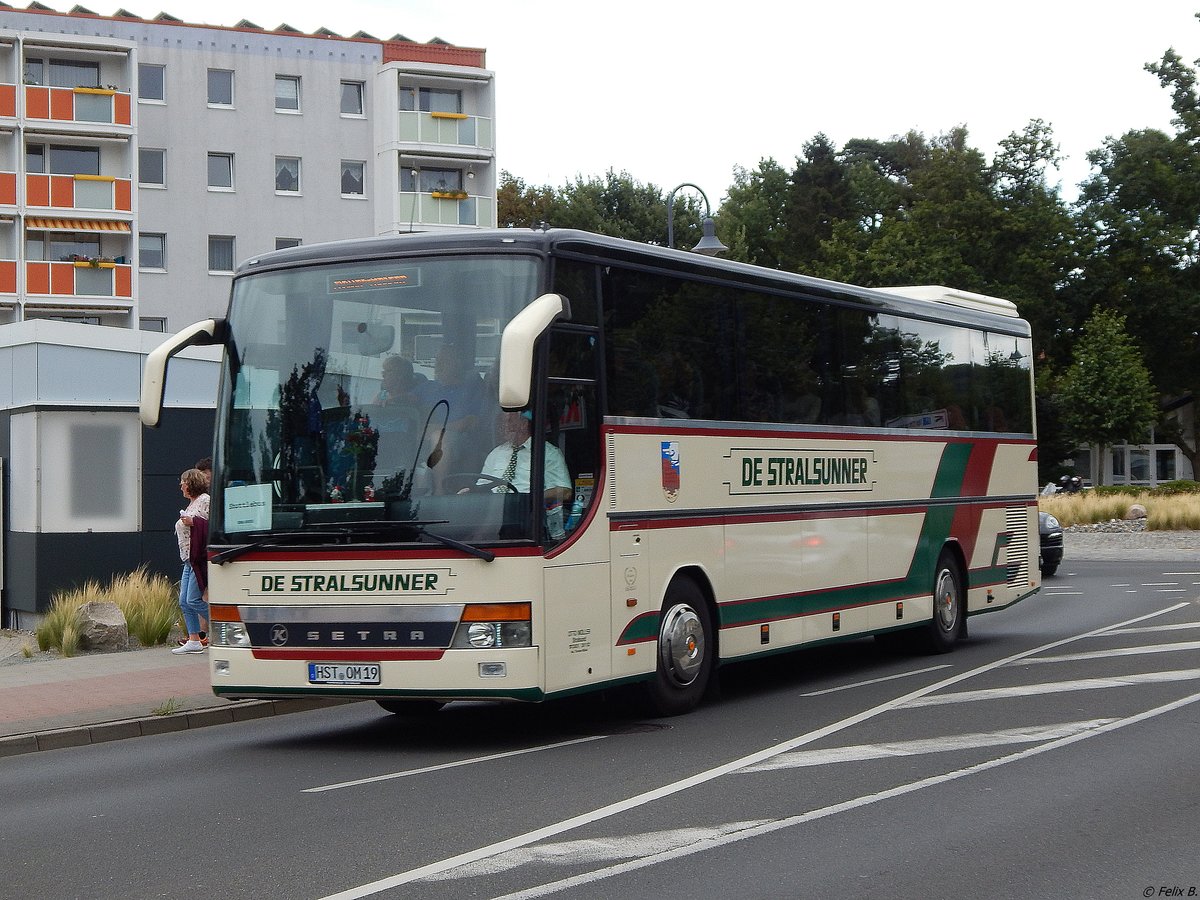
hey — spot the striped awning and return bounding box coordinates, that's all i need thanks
[25,217,131,233]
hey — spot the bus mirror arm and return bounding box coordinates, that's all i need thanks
[497,293,570,410]
[140,318,229,428]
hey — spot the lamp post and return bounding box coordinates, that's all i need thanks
[666,182,727,256]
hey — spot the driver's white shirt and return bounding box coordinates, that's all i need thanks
[479,437,570,494]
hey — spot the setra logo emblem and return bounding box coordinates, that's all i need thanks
[269,624,289,646]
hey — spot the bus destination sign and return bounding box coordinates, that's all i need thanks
[727,448,876,495]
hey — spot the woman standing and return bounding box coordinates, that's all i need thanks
[172,468,210,654]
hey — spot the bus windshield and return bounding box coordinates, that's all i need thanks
[212,254,542,547]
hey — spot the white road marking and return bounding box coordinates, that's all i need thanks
[738,720,1116,772]
[800,664,952,697]
[1021,641,1200,664]
[419,821,773,881]
[318,602,1190,900]
[1142,582,1180,587]
[1043,591,1084,595]
[1105,623,1200,635]
[898,669,1200,708]
[483,692,1200,900]
[303,736,607,793]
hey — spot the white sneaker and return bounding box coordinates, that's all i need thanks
[171,640,206,654]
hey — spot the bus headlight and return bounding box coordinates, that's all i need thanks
[209,605,251,648]
[451,603,532,648]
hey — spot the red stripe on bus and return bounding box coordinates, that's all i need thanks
[611,502,1012,532]
[219,547,543,563]
[251,649,445,661]
[605,423,1035,446]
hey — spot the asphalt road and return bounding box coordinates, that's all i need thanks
[2,557,1198,900]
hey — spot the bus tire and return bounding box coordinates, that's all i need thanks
[643,578,713,717]
[924,549,965,653]
[375,699,444,716]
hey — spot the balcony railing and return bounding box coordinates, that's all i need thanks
[24,86,132,127]
[25,260,133,299]
[0,171,15,206]
[0,261,16,294]
[26,174,133,212]
[397,110,494,150]
[399,192,495,228]
[0,84,15,118]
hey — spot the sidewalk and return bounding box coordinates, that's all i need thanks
[0,636,352,757]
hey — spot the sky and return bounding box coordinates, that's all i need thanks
[50,1,1200,205]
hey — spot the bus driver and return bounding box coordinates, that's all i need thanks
[473,410,571,502]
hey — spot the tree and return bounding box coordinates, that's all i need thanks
[497,171,556,228]
[1057,309,1158,484]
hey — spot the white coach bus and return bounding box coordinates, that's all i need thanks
[141,228,1040,716]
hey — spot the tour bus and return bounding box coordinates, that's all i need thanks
[141,228,1040,716]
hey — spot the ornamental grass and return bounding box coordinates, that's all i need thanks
[34,566,179,653]
[1039,489,1200,530]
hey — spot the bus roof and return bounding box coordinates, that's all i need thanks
[239,227,1030,334]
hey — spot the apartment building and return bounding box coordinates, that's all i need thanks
[0,5,496,621]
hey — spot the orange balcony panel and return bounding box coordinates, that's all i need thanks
[50,87,74,121]
[27,174,50,207]
[0,84,15,118]
[0,261,16,294]
[0,172,15,205]
[50,175,74,208]
[26,262,49,295]
[115,264,131,298]
[114,178,131,211]
[25,86,49,119]
[50,261,74,295]
[114,92,131,125]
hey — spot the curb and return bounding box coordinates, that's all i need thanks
[0,697,359,758]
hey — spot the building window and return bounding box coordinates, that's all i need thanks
[275,75,300,111]
[399,86,462,113]
[274,156,300,193]
[139,63,165,101]
[340,80,364,115]
[26,144,44,174]
[341,160,365,195]
[207,152,234,189]
[403,167,462,193]
[49,145,100,176]
[208,235,235,272]
[26,58,100,88]
[139,148,166,186]
[208,69,234,106]
[275,237,301,250]
[139,233,166,269]
[139,317,167,332]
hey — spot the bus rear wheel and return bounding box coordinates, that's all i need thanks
[643,579,713,717]
[924,550,965,653]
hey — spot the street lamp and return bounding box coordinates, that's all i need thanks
[666,182,727,256]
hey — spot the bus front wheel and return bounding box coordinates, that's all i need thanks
[924,550,965,653]
[643,579,713,717]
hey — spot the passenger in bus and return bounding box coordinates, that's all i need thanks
[416,342,491,482]
[469,410,572,501]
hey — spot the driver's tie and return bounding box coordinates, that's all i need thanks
[501,444,520,492]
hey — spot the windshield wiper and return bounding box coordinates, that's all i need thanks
[212,520,495,564]
[211,528,357,565]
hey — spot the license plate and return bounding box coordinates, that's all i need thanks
[308,663,381,685]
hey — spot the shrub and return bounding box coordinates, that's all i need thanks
[110,566,179,647]
[35,566,180,653]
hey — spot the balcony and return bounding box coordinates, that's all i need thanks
[0,83,15,118]
[0,171,15,207]
[24,85,132,128]
[26,174,133,213]
[397,111,493,152]
[399,191,495,228]
[25,259,133,300]
[0,260,16,295]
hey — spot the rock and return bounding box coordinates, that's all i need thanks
[78,601,129,653]
[1124,504,1148,520]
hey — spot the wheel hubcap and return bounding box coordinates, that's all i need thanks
[659,604,705,687]
[935,569,958,632]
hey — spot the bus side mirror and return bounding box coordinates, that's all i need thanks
[140,318,228,427]
[498,293,570,410]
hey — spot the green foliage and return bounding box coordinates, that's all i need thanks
[1057,309,1158,481]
